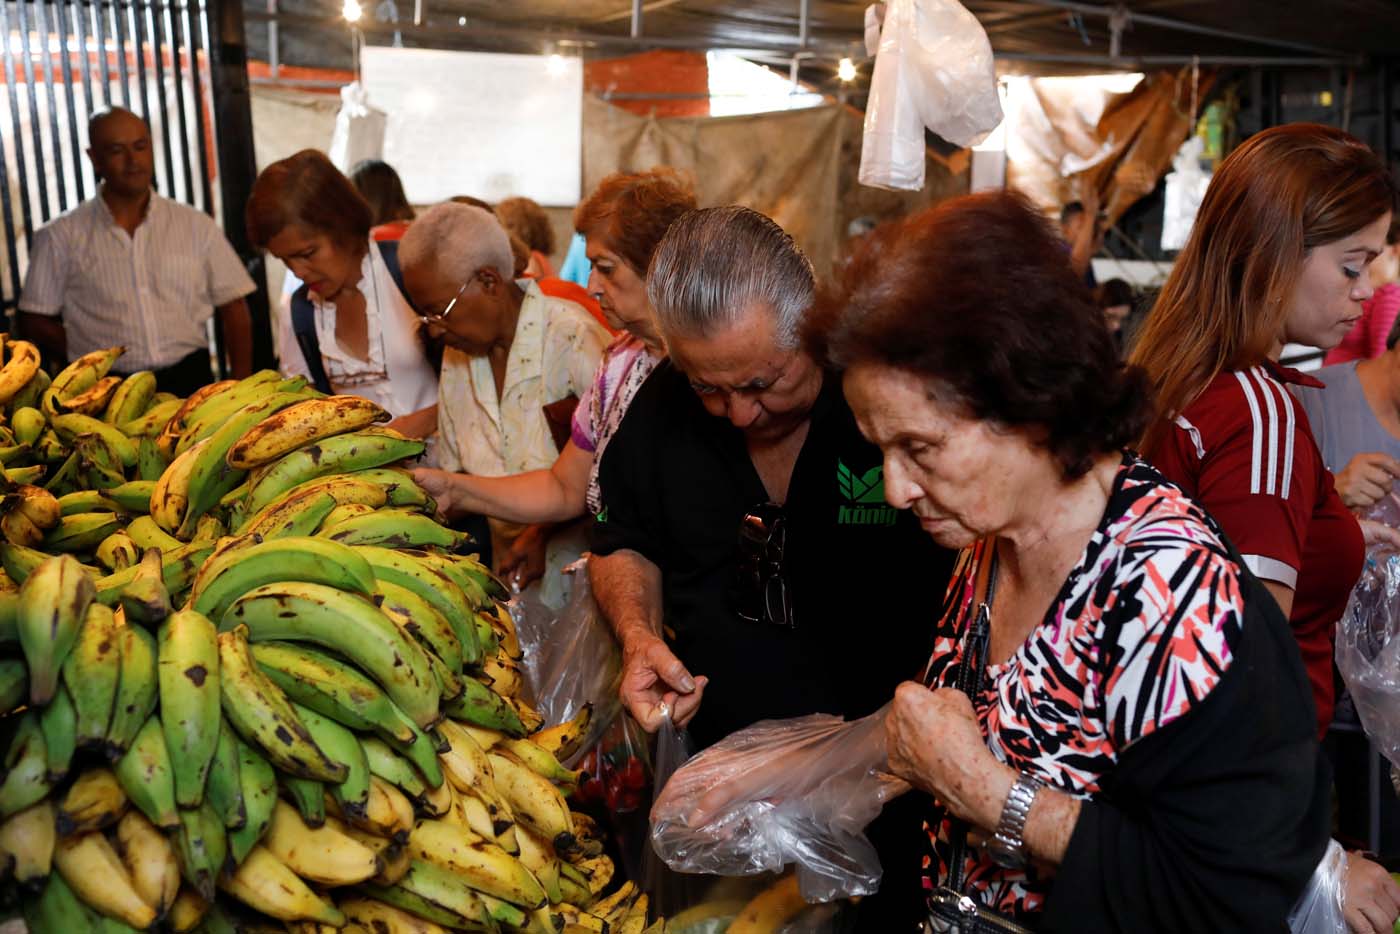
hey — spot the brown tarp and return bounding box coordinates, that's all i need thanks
[1008,68,1215,226]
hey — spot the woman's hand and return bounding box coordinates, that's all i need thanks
[886,682,1014,831]
[499,524,549,591]
[411,467,464,521]
[1359,518,1400,553]
[1343,851,1400,934]
[618,629,708,734]
[1335,453,1400,510]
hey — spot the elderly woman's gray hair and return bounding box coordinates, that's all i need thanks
[646,206,814,349]
[399,202,514,283]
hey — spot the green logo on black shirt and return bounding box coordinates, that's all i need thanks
[837,460,897,526]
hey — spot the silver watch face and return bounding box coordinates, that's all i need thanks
[987,835,1025,870]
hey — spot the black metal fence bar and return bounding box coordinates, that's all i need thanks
[55,0,87,203]
[129,1,152,126]
[17,2,53,223]
[91,0,112,105]
[163,0,194,202]
[146,0,177,197]
[112,0,132,109]
[1,3,35,246]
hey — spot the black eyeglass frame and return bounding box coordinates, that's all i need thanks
[734,501,795,629]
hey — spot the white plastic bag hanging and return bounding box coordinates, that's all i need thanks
[1161,135,1211,251]
[649,705,908,903]
[1286,839,1348,934]
[327,81,387,172]
[859,0,1003,191]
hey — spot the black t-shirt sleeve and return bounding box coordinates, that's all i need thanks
[588,377,663,563]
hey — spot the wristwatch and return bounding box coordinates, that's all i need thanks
[987,772,1044,869]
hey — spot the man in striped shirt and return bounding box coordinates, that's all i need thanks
[18,106,254,394]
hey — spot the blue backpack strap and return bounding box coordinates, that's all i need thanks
[289,284,333,395]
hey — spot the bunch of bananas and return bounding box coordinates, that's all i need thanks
[0,351,668,934]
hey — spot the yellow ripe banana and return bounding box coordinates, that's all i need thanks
[0,508,42,548]
[219,844,346,925]
[407,818,548,909]
[491,602,522,659]
[226,394,390,469]
[726,874,807,934]
[512,697,547,734]
[370,774,417,840]
[13,484,62,531]
[57,766,127,835]
[263,799,381,886]
[0,799,55,889]
[498,737,581,789]
[532,704,593,763]
[514,825,565,905]
[234,474,388,537]
[19,554,96,706]
[60,374,122,415]
[95,530,140,572]
[104,370,158,426]
[437,719,498,797]
[166,888,210,932]
[331,814,412,885]
[340,896,452,934]
[589,881,637,921]
[42,346,125,416]
[489,750,575,852]
[52,830,157,929]
[155,379,236,457]
[115,808,180,917]
[480,654,523,699]
[151,437,210,534]
[0,339,41,404]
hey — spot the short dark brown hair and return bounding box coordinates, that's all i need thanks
[573,168,697,277]
[349,159,415,226]
[806,189,1152,479]
[246,149,372,249]
[496,197,555,257]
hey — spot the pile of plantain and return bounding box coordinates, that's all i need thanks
[0,343,660,933]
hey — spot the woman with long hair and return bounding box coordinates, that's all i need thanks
[1132,123,1400,934]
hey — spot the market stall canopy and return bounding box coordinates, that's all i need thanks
[249,0,1400,82]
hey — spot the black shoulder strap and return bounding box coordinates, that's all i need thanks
[289,284,333,395]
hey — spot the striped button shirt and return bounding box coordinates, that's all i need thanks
[19,192,255,369]
[1148,360,1363,733]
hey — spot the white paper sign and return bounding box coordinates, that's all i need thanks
[360,46,582,206]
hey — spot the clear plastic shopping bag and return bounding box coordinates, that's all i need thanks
[649,705,908,903]
[1336,549,1400,770]
[512,557,621,766]
[1286,839,1348,934]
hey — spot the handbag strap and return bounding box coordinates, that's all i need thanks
[944,546,998,894]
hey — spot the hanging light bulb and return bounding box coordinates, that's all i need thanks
[837,57,857,82]
[342,0,362,22]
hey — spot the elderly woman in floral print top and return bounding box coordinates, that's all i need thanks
[805,189,1329,932]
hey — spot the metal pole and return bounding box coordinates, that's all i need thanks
[268,0,279,79]
[186,0,214,214]
[148,2,177,198]
[204,0,274,373]
[131,0,154,124]
[165,1,197,204]
[1015,0,1354,60]
[112,1,133,110]
[54,0,86,204]
[414,0,424,27]
[33,1,70,213]
[0,1,35,246]
[798,0,809,50]
[630,0,642,39]
[16,1,54,223]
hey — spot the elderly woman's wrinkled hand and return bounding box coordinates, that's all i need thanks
[886,681,1014,831]
[619,630,708,734]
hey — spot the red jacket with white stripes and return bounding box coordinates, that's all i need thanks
[1149,360,1363,736]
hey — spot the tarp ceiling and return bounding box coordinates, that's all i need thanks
[248,0,1397,79]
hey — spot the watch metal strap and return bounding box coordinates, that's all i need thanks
[991,772,1044,867]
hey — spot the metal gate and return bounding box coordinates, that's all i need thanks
[0,0,271,372]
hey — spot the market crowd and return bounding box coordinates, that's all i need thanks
[22,106,1400,933]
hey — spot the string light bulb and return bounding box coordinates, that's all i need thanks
[342,0,362,22]
[837,57,856,82]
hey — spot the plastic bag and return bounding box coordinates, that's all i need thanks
[1336,550,1400,770]
[643,709,705,918]
[649,705,909,903]
[1363,491,1400,530]
[511,557,621,765]
[859,0,1002,191]
[1286,839,1348,934]
[327,82,387,172]
[1160,136,1212,251]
